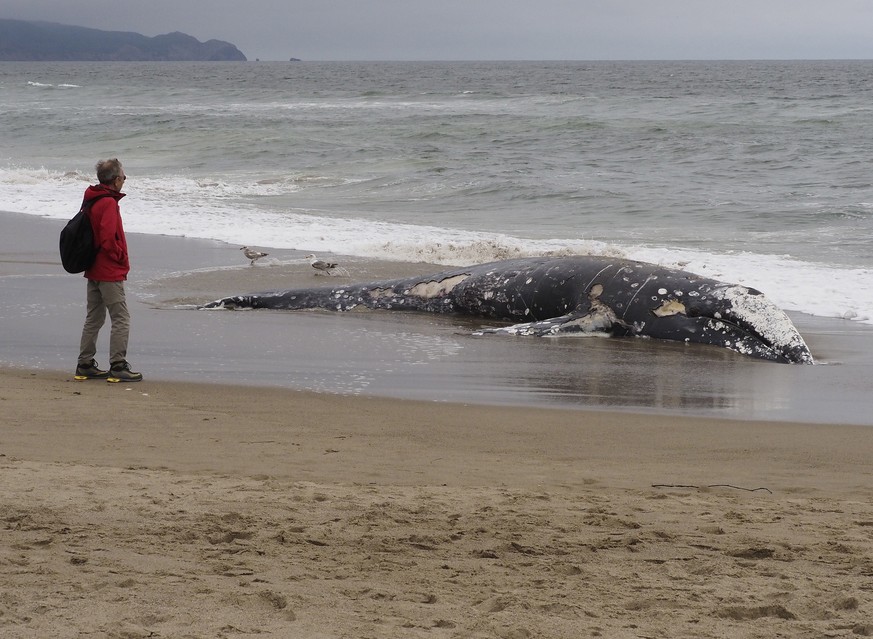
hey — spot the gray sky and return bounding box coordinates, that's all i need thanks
[5,0,873,61]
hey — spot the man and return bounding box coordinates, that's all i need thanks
[74,158,143,382]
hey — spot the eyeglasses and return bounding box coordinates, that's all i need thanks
[117,175,127,182]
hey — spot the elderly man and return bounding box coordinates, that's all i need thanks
[74,158,143,382]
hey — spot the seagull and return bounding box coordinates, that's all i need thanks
[305,253,338,275]
[240,246,269,266]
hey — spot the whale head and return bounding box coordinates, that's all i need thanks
[678,285,814,364]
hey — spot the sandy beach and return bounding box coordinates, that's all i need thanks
[3,369,873,638]
[2,210,873,637]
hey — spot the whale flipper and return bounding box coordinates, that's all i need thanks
[474,282,635,337]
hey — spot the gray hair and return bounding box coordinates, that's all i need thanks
[96,158,124,185]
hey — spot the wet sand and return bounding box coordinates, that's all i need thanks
[2,210,873,637]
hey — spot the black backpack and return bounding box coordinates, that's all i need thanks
[59,194,111,274]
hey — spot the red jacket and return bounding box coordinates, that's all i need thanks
[83,184,129,281]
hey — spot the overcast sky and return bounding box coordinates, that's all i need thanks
[5,0,873,61]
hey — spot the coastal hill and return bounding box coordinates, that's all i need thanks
[0,19,247,61]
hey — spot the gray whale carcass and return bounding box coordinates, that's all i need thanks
[201,256,814,364]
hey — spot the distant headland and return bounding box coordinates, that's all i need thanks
[0,19,247,61]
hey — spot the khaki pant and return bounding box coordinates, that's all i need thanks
[78,280,130,367]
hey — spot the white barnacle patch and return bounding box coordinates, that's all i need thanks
[483,291,494,300]
[716,285,810,357]
[652,299,687,318]
[525,277,533,284]
[657,288,668,295]
[688,291,700,297]
[674,290,683,297]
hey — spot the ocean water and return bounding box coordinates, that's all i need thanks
[2,60,872,324]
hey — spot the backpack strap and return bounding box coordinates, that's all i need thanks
[83,192,114,206]
[80,192,114,213]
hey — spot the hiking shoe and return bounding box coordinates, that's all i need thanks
[75,359,110,379]
[109,360,143,382]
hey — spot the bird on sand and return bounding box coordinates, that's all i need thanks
[305,253,338,275]
[240,246,269,266]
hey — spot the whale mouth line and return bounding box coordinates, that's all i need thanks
[703,315,813,364]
